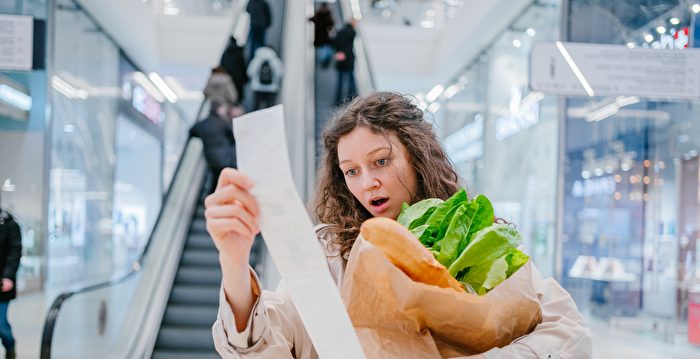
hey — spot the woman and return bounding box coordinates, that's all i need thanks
[207,92,592,358]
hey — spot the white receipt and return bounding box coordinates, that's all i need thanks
[233,105,366,359]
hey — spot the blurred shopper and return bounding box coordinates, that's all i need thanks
[189,102,237,194]
[246,0,272,61]
[203,66,239,107]
[333,19,357,106]
[0,204,20,359]
[309,2,335,68]
[247,46,283,110]
[220,37,249,102]
[207,92,592,358]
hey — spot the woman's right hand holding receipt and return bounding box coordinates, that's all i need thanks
[204,168,260,332]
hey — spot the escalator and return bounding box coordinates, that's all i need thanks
[149,179,220,358]
[151,177,263,358]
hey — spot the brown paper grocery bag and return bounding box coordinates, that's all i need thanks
[341,236,542,358]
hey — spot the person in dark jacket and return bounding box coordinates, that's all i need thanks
[246,0,272,61]
[189,102,237,194]
[333,19,357,106]
[0,205,21,359]
[220,37,249,102]
[309,3,335,67]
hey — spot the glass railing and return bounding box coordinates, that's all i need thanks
[40,134,206,358]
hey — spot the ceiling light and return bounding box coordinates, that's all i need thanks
[643,33,654,43]
[555,41,595,97]
[693,4,700,14]
[132,72,165,102]
[148,72,178,103]
[669,17,680,25]
[0,84,32,111]
[512,39,522,48]
[656,26,666,34]
[427,102,441,113]
[425,84,445,102]
[164,6,180,15]
[526,28,536,37]
[443,85,460,100]
[419,20,434,28]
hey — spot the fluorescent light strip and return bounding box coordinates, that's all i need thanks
[148,72,178,103]
[425,84,445,102]
[443,84,460,100]
[132,72,165,102]
[0,84,32,111]
[555,41,595,97]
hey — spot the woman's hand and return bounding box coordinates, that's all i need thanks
[449,355,485,359]
[205,168,261,332]
[205,168,260,264]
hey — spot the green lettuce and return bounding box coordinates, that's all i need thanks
[397,190,529,295]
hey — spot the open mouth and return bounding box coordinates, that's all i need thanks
[370,197,389,207]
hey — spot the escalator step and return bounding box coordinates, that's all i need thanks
[190,219,207,234]
[175,266,222,286]
[180,250,220,267]
[170,285,220,306]
[162,305,218,328]
[152,350,219,359]
[186,235,215,250]
[155,327,215,351]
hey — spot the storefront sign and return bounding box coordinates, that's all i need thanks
[121,80,163,125]
[0,15,33,71]
[444,114,484,163]
[571,176,616,198]
[494,87,540,141]
[531,42,700,100]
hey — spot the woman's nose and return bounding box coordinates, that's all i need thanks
[362,175,380,191]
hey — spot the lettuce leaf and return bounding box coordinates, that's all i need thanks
[397,198,443,229]
[418,189,467,246]
[447,224,521,277]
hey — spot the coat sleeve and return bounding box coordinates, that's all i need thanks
[2,219,22,280]
[212,269,316,358]
[482,265,592,359]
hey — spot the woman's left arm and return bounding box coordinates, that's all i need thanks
[480,265,593,359]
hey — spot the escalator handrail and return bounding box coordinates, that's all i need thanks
[40,3,246,354]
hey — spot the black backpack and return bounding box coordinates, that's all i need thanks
[259,60,273,85]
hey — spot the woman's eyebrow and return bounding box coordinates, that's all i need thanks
[339,146,390,165]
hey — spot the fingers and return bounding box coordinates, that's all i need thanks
[205,184,260,217]
[206,204,260,234]
[207,217,258,239]
[217,168,254,191]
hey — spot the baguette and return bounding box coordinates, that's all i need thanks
[360,217,464,292]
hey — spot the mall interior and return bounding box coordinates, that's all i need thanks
[1,0,700,358]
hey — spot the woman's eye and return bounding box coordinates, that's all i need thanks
[376,158,387,166]
[345,168,357,176]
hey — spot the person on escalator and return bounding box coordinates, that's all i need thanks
[220,37,249,103]
[309,2,335,68]
[246,0,272,61]
[0,200,20,359]
[247,46,283,110]
[333,18,357,106]
[189,102,237,194]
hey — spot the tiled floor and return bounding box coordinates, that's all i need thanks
[4,291,700,358]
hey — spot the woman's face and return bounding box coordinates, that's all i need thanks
[337,126,418,219]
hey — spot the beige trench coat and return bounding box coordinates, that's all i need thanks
[212,226,592,358]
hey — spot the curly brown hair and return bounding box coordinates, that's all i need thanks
[312,92,461,257]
